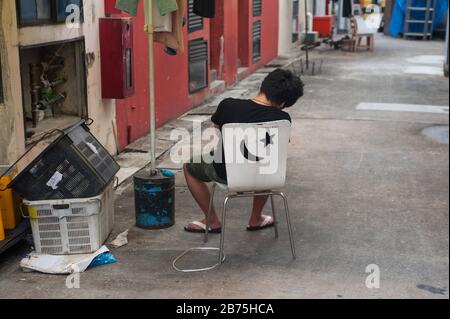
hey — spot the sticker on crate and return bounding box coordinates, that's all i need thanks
[46,171,63,190]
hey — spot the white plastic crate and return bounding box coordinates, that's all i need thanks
[23,182,115,255]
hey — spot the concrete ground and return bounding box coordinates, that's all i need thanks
[0,34,448,299]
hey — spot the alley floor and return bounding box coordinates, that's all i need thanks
[0,34,448,299]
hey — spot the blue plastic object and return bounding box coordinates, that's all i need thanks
[389,0,448,37]
[89,252,117,269]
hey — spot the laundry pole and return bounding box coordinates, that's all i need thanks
[144,0,157,175]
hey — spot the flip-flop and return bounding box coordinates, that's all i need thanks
[247,215,275,232]
[184,221,222,234]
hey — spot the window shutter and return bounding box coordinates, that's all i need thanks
[253,0,262,17]
[252,21,262,62]
[189,39,208,63]
[188,39,208,93]
[188,0,203,33]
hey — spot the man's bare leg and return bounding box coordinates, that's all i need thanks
[184,164,221,230]
[248,195,273,227]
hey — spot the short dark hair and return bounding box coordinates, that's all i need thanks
[260,69,304,108]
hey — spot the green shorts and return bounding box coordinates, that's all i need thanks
[186,156,227,184]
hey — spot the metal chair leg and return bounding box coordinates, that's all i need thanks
[204,184,217,243]
[279,192,296,260]
[270,195,279,239]
[172,247,226,273]
[218,195,231,266]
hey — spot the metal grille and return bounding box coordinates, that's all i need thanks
[36,217,63,254]
[188,0,203,33]
[253,21,262,62]
[253,0,262,16]
[27,182,114,255]
[188,39,208,93]
[189,39,208,63]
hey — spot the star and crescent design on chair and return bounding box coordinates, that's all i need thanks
[240,131,276,162]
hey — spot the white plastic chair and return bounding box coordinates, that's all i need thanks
[173,120,296,272]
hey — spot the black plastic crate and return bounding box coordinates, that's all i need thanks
[9,121,119,201]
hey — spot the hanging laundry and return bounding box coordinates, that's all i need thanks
[154,0,186,53]
[115,0,140,16]
[156,0,178,16]
[193,0,215,18]
[342,0,353,18]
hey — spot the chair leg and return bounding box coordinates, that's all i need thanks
[279,192,297,260]
[218,196,231,266]
[204,184,217,243]
[270,195,279,239]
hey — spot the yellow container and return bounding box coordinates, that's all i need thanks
[0,208,5,241]
[0,176,22,230]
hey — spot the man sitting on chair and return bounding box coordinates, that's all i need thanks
[184,69,304,234]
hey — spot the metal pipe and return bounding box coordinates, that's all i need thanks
[30,64,42,128]
[304,0,309,68]
[144,0,157,175]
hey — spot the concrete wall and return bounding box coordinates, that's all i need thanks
[0,0,117,165]
[299,0,315,33]
[315,0,327,16]
[279,0,300,56]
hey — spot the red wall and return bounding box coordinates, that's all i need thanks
[106,0,211,150]
[104,0,279,151]
[247,0,279,72]
[210,0,239,85]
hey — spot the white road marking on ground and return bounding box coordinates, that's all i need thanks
[406,55,445,65]
[357,103,449,114]
[404,66,444,76]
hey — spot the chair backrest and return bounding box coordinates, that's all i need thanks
[354,16,377,34]
[221,120,291,192]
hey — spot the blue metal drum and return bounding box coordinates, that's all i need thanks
[134,170,175,229]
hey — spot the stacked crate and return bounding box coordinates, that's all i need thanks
[8,121,119,254]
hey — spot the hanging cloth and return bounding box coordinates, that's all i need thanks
[342,0,352,18]
[156,0,178,16]
[193,0,216,18]
[115,0,140,16]
[154,0,186,53]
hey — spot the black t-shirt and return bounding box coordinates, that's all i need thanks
[211,98,292,181]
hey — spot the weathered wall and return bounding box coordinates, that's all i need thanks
[0,0,25,165]
[0,0,117,166]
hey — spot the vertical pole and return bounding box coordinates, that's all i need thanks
[445,12,449,77]
[423,0,431,40]
[403,0,410,39]
[144,0,157,175]
[304,0,309,68]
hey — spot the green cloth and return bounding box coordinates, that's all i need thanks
[156,0,178,16]
[115,0,139,16]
